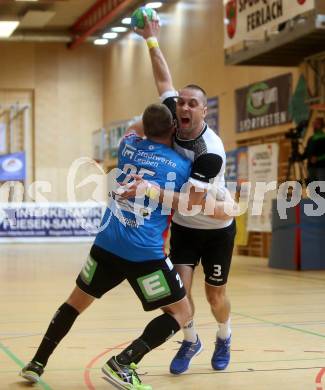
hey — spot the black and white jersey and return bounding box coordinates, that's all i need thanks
[161,90,233,230]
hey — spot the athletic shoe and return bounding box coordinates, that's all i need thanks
[20,361,44,383]
[102,356,152,390]
[169,336,202,374]
[211,335,231,370]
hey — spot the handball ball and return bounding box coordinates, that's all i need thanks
[131,7,158,29]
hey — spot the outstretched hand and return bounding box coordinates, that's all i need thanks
[115,174,148,199]
[134,12,160,39]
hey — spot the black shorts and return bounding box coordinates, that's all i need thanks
[169,220,236,286]
[76,245,186,311]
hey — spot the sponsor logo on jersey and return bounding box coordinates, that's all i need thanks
[122,144,137,159]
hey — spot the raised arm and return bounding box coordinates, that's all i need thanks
[135,14,175,96]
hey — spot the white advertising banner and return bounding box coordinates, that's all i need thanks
[224,0,315,48]
[0,202,105,242]
[247,143,279,232]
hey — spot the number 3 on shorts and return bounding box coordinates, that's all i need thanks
[137,270,171,302]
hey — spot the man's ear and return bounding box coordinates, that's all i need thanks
[203,105,208,118]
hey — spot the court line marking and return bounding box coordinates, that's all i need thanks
[249,268,325,283]
[141,366,324,377]
[316,367,325,390]
[233,311,325,338]
[0,340,53,390]
[2,309,323,389]
[233,311,325,390]
[82,345,325,389]
[84,340,132,390]
[144,357,325,368]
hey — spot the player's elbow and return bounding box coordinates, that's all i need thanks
[156,81,174,96]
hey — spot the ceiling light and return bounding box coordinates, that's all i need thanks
[111,26,128,32]
[94,38,108,45]
[0,21,19,38]
[15,0,39,2]
[103,32,118,39]
[145,2,163,8]
[122,17,131,25]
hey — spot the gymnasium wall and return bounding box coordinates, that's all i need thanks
[102,0,299,152]
[0,42,104,201]
[0,1,303,203]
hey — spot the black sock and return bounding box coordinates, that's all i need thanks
[116,313,180,365]
[32,303,79,367]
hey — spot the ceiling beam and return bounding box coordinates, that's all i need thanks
[68,0,138,50]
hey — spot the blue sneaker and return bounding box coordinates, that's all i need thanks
[211,335,231,370]
[169,337,202,374]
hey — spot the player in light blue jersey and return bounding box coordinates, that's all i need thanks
[95,124,191,261]
[20,104,193,390]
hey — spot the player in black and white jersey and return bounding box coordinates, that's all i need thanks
[131,16,236,374]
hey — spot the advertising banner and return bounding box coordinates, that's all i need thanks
[92,128,108,162]
[108,121,130,158]
[206,96,219,134]
[247,143,279,232]
[225,148,249,246]
[0,123,7,154]
[225,147,249,184]
[0,203,104,241]
[237,146,249,184]
[225,149,238,184]
[224,0,315,48]
[236,74,292,133]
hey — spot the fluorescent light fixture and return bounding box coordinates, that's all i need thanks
[15,0,39,2]
[111,26,128,32]
[94,38,108,45]
[122,17,131,25]
[0,21,19,37]
[145,2,163,8]
[103,32,118,39]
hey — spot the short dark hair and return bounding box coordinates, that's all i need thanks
[142,103,174,138]
[183,84,208,106]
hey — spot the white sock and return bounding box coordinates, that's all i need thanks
[217,318,231,340]
[183,319,198,343]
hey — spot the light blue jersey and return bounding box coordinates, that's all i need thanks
[95,133,191,261]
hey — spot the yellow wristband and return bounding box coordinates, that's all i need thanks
[145,182,160,200]
[146,37,159,50]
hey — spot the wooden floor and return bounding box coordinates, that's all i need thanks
[1,243,325,390]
